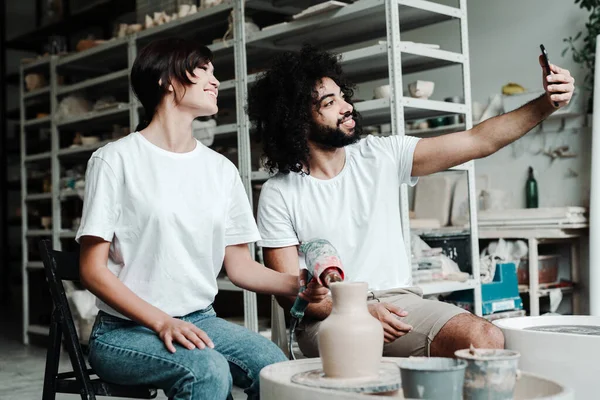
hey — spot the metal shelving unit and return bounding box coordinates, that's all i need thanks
[55,105,131,128]
[56,70,130,96]
[20,56,52,343]
[479,227,584,316]
[26,230,53,237]
[24,152,52,162]
[23,115,52,127]
[26,261,44,270]
[386,0,480,307]
[20,0,482,344]
[25,193,52,201]
[57,139,116,156]
[23,87,51,100]
[420,279,479,296]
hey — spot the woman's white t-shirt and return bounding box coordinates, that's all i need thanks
[75,132,260,318]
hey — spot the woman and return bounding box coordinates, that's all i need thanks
[76,37,326,400]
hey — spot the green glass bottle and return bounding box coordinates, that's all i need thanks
[526,166,538,208]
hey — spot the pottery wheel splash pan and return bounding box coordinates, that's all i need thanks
[290,361,400,394]
[525,325,600,335]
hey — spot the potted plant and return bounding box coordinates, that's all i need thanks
[563,0,599,119]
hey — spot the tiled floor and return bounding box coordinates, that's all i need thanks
[0,291,250,400]
[0,325,249,400]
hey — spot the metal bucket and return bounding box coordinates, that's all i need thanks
[455,348,520,400]
[397,357,466,400]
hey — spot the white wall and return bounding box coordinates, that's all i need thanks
[465,0,590,208]
[355,0,591,208]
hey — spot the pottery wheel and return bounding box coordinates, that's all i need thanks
[290,361,401,394]
[525,325,600,335]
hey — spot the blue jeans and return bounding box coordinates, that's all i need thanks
[87,305,287,400]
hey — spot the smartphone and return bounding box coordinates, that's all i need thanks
[540,44,559,107]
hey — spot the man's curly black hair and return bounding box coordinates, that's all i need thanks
[247,44,358,175]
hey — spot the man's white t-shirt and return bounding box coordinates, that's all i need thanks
[75,132,261,318]
[257,135,420,291]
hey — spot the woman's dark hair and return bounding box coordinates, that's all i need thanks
[131,37,213,131]
[247,44,356,175]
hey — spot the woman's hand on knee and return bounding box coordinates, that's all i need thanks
[156,317,215,353]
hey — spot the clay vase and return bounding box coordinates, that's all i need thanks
[318,282,383,379]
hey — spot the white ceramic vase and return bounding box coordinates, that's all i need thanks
[318,282,383,379]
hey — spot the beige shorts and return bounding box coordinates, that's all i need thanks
[296,287,468,357]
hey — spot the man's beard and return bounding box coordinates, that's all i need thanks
[308,111,363,148]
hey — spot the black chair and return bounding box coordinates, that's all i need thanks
[39,239,235,400]
[39,238,159,400]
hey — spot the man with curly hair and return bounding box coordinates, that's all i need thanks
[247,44,575,358]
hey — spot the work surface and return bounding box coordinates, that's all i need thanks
[260,358,573,400]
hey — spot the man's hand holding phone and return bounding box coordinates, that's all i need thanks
[539,44,575,109]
